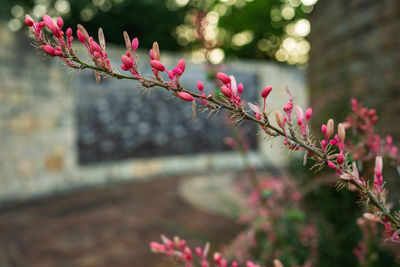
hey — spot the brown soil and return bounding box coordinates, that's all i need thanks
[0,176,241,267]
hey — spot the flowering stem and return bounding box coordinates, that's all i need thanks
[74,58,398,229]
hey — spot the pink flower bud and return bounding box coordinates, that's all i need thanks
[386,135,393,145]
[305,108,312,120]
[220,86,232,98]
[166,70,174,80]
[90,41,101,52]
[261,86,272,98]
[184,246,192,261]
[275,110,285,129]
[178,92,194,101]
[217,72,231,84]
[202,260,208,267]
[177,59,185,72]
[238,83,244,94]
[295,105,304,125]
[120,64,128,71]
[43,14,61,38]
[77,30,86,43]
[132,37,139,50]
[337,153,344,165]
[57,17,63,29]
[93,51,101,59]
[326,119,334,138]
[338,123,345,142]
[213,252,222,264]
[283,102,293,113]
[149,49,154,60]
[374,156,383,177]
[150,242,165,253]
[150,60,165,72]
[25,15,34,26]
[327,161,336,169]
[321,124,327,135]
[66,27,72,37]
[121,55,133,69]
[173,67,183,76]
[42,45,56,55]
[231,262,238,267]
[195,247,202,257]
[197,80,204,92]
[230,75,237,95]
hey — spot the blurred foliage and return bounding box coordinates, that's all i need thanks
[1,0,317,65]
[288,155,399,267]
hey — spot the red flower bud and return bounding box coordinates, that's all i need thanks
[216,72,231,84]
[43,14,61,38]
[25,15,34,26]
[220,86,232,98]
[305,108,312,120]
[150,60,165,72]
[42,45,56,56]
[337,153,344,165]
[77,30,86,43]
[66,27,72,37]
[197,80,204,92]
[321,124,327,136]
[238,83,244,94]
[178,92,194,101]
[173,67,183,76]
[261,86,272,98]
[121,55,133,69]
[120,64,128,71]
[57,17,63,29]
[177,59,185,72]
[132,37,139,51]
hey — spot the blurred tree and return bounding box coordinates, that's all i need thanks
[2,0,318,66]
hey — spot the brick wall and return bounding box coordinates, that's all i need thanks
[308,0,400,138]
[308,0,400,199]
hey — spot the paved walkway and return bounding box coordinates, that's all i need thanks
[0,176,240,267]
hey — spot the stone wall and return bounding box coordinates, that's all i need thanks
[0,25,307,203]
[308,0,400,138]
[308,0,400,200]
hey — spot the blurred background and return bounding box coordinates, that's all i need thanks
[0,0,399,266]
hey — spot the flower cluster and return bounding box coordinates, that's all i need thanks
[223,177,318,266]
[150,235,283,267]
[345,98,400,165]
[24,13,400,256]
